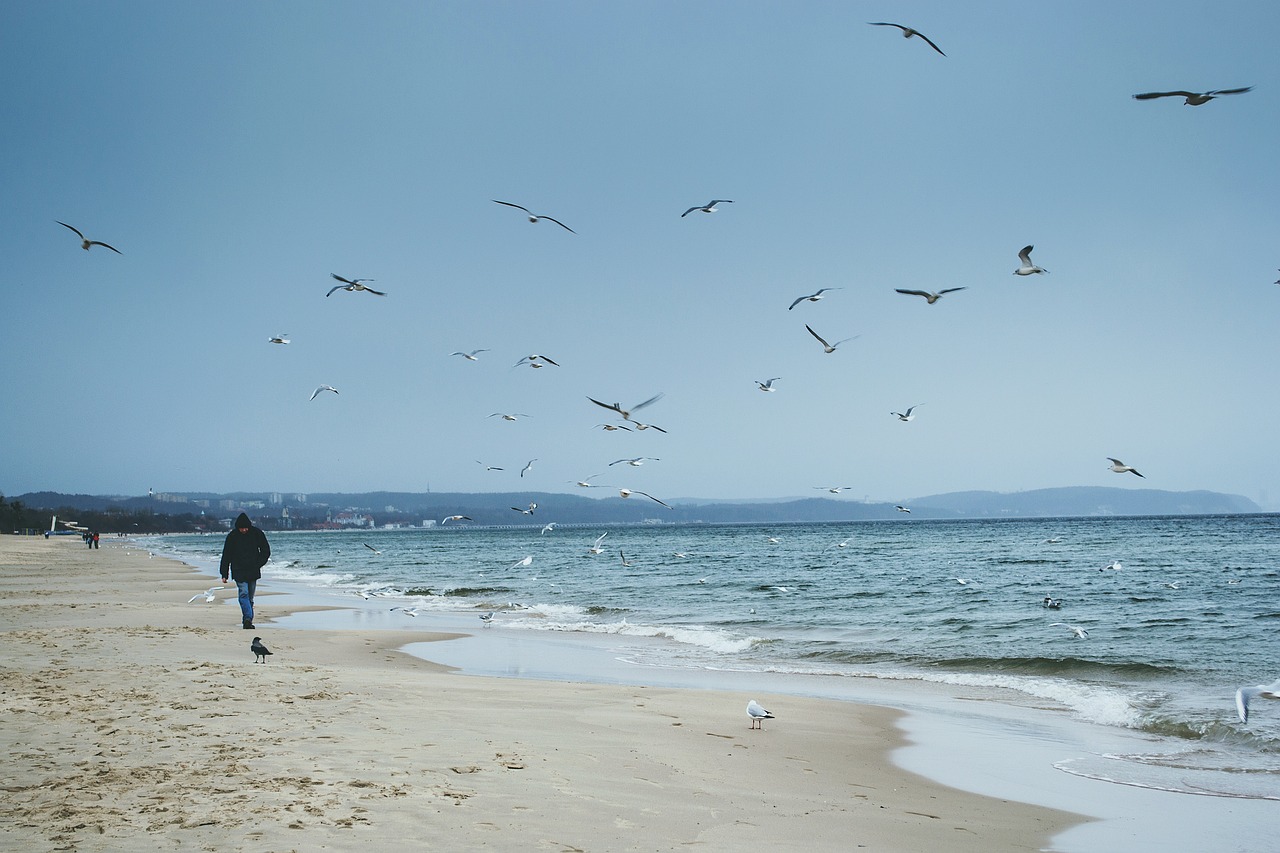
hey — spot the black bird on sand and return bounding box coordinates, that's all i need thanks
[251,636,273,663]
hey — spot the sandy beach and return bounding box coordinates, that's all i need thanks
[0,536,1083,851]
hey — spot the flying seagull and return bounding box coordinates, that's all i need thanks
[56,221,121,253]
[816,486,853,494]
[451,349,489,361]
[788,288,839,310]
[595,423,631,432]
[492,200,575,233]
[1014,246,1048,276]
[268,334,290,345]
[610,457,659,467]
[327,273,386,297]
[309,385,339,401]
[479,611,495,627]
[514,354,560,368]
[756,378,781,392]
[1236,679,1280,723]
[511,502,537,515]
[1101,560,1123,572]
[476,461,504,471]
[572,473,605,488]
[747,699,775,729]
[868,22,946,56]
[891,405,921,422]
[489,412,532,422]
[509,555,533,570]
[805,325,857,354]
[587,393,664,422]
[1050,622,1090,639]
[520,459,537,478]
[1107,458,1144,478]
[1133,87,1252,106]
[251,636,273,663]
[618,488,672,509]
[363,543,382,555]
[895,505,912,513]
[540,522,557,535]
[187,586,227,603]
[681,199,733,217]
[895,287,966,304]
[631,421,668,434]
[441,515,472,524]
[587,532,608,554]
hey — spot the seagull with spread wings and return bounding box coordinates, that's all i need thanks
[1107,458,1144,478]
[618,488,672,509]
[1133,87,1252,106]
[788,288,839,310]
[588,393,664,422]
[1014,246,1048,276]
[868,22,946,56]
[310,385,339,401]
[327,273,386,297]
[57,221,122,253]
[681,199,733,217]
[895,287,966,304]
[805,325,857,354]
[451,349,489,361]
[492,200,575,233]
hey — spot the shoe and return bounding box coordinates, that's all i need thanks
[243,621,255,629]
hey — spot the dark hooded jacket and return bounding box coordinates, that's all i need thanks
[219,512,271,582]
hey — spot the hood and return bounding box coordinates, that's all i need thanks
[234,512,252,530]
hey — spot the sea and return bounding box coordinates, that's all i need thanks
[140,512,1280,808]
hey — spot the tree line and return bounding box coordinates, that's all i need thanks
[0,494,216,535]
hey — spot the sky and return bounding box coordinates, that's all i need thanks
[2,1,1277,508]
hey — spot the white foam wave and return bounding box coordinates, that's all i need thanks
[500,614,760,655]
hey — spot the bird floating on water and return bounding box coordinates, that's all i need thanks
[1107,458,1144,478]
[1042,596,1063,609]
[868,22,946,56]
[251,637,273,663]
[1235,679,1279,723]
[327,273,386,297]
[1101,560,1123,572]
[57,221,121,253]
[681,199,733,217]
[309,385,339,401]
[1133,87,1252,106]
[788,288,839,310]
[1014,246,1048,276]
[492,200,575,233]
[895,288,966,304]
[747,699,775,729]
[805,324,857,354]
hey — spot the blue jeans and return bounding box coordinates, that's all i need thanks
[236,580,257,623]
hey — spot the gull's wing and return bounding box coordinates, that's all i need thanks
[916,31,946,56]
[56,220,87,240]
[325,284,346,297]
[805,324,831,348]
[630,392,664,413]
[708,199,733,206]
[588,396,625,416]
[538,355,560,366]
[1208,87,1253,96]
[363,286,388,296]
[895,289,931,299]
[492,199,531,214]
[88,240,122,254]
[680,205,702,217]
[540,216,576,233]
[1133,91,1195,100]
[868,22,907,32]
[634,421,667,433]
[788,292,816,310]
[331,273,358,285]
[937,287,967,295]
[633,490,673,509]
[1237,686,1257,722]
[1018,245,1034,265]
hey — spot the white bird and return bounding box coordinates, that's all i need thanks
[1107,458,1145,478]
[766,537,781,545]
[610,457,658,467]
[788,288,840,310]
[57,221,122,253]
[620,550,635,568]
[1014,245,1048,276]
[1051,622,1090,639]
[891,405,921,422]
[747,699,775,729]
[310,385,339,400]
[520,459,537,478]
[805,324,857,353]
[895,505,911,513]
[268,334,290,345]
[479,611,495,626]
[868,22,946,56]
[816,486,854,494]
[511,502,537,515]
[450,349,489,361]
[540,522,557,535]
[390,606,421,617]
[1133,87,1252,106]
[595,423,632,432]
[587,393,664,422]
[756,377,781,392]
[952,577,977,585]
[1101,560,1123,572]
[572,473,605,488]
[1235,679,1280,723]
[895,287,966,304]
[1042,596,1063,609]
[631,420,668,433]
[492,200,575,233]
[489,412,531,422]
[681,199,733,217]
[587,532,608,555]
[363,543,382,555]
[327,273,387,296]
[514,354,560,368]
[441,515,472,524]
[187,586,226,603]
[509,555,533,570]
[618,488,672,509]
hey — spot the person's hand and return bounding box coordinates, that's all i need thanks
[221,577,228,584]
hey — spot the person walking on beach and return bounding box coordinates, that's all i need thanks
[219,512,271,630]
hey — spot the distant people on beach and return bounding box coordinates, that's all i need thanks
[219,512,271,630]
[92,531,99,549]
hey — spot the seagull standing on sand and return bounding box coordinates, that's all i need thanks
[57,221,122,253]
[788,288,839,310]
[806,325,857,354]
[479,612,495,627]
[681,199,733,217]
[868,22,946,56]
[327,274,387,296]
[1051,623,1090,639]
[891,405,921,422]
[188,586,227,603]
[1133,87,1252,106]
[1235,679,1280,723]
[310,385,339,401]
[1014,246,1048,276]
[492,200,576,233]
[1107,458,1144,478]
[747,699,775,729]
[895,288,966,304]
[251,637,272,663]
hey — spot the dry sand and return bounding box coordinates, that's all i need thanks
[0,536,1085,851]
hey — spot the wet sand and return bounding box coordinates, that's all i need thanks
[0,535,1083,851]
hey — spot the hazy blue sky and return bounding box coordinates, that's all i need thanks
[3,1,1277,506]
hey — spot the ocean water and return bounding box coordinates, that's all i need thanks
[142,512,1280,801]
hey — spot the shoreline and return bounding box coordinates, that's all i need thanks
[1,535,1085,851]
